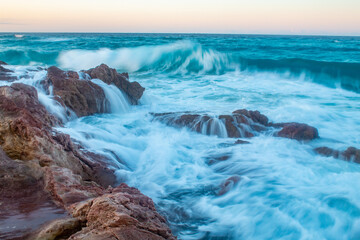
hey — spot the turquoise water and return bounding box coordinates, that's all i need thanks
[1,33,360,239]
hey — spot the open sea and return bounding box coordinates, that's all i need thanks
[1,33,360,239]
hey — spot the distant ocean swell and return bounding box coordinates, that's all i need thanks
[1,40,360,92]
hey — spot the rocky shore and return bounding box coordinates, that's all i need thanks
[1,61,359,239]
[0,62,174,240]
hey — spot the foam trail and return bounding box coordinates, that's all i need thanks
[91,79,130,113]
[57,40,234,74]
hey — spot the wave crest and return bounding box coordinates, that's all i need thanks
[57,40,235,74]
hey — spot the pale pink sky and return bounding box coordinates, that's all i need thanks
[1,0,360,35]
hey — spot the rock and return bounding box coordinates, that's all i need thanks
[277,123,319,141]
[315,146,360,164]
[44,166,105,208]
[32,217,82,240]
[0,147,67,240]
[342,147,360,163]
[205,153,232,165]
[1,68,174,239]
[232,109,269,126]
[67,183,175,240]
[86,64,145,104]
[218,176,241,196]
[153,110,318,141]
[314,147,340,158]
[234,139,250,144]
[0,83,116,186]
[0,63,16,81]
[43,66,107,117]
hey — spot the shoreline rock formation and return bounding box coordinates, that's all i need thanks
[0,62,174,240]
[152,110,319,141]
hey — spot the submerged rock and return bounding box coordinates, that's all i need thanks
[315,146,360,164]
[152,109,319,141]
[85,64,145,104]
[218,176,241,196]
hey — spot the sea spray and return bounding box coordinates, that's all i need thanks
[1,33,360,239]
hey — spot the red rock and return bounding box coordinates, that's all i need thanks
[316,146,360,164]
[86,64,145,105]
[233,109,269,126]
[67,183,175,240]
[0,147,67,240]
[0,73,174,239]
[277,123,319,141]
[43,66,107,117]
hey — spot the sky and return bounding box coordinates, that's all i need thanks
[1,0,360,35]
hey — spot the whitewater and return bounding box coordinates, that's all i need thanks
[1,33,360,239]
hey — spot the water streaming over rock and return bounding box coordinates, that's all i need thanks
[1,33,360,239]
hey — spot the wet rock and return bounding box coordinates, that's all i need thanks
[234,139,250,144]
[205,153,232,165]
[43,66,107,117]
[86,64,145,104]
[232,109,269,126]
[66,183,175,240]
[0,83,117,187]
[153,110,318,141]
[0,147,67,240]
[315,146,360,164]
[0,82,175,239]
[277,123,319,141]
[0,63,16,81]
[218,176,241,196]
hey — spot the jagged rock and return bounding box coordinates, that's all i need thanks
[43,66,107,117]
[67,183,175,240]
[0,147,67,240]
[0,81,175,239]
[234,139,250,144]
[152,110,318,141]
[0,83,116,186]
[277,123,319,141]
[0,61,16,81]
[315,146,360,164]
[86,64,145,104]
[32,217,82,240]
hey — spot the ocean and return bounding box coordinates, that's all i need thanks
[1,33,360,239]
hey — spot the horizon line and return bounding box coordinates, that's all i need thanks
[1,31,360,37]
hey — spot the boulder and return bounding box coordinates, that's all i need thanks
[43,66,107,117]
[315,146,360,164]
[86,64,145,104]
[0,147,67,240]
[0,83,116,186]
[0,81,175,239]
[277,123,319,141]
[152,110,318,141]
[67,183,175,240]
